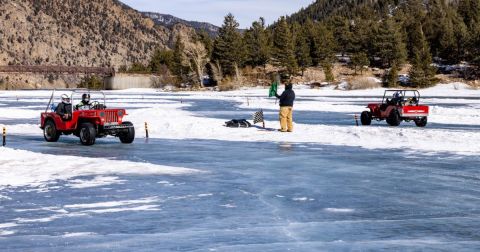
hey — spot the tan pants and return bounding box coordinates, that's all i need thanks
[279,106,293,132]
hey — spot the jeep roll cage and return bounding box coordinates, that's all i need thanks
[45,89,107,114]
[382,90,421,105]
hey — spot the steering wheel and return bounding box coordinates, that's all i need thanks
[91,101,107,110]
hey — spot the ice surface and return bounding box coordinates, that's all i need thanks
[0,85,479,251]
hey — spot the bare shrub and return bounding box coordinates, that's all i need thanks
[150,65,177,88]
[241,66,267,87]
[218,83,236,91]
[218,77,237,91]
[301,67,325,83]
[349,77,382,90]
[0,78,5,90]
[468,80,479,90]
[78,76,104,90]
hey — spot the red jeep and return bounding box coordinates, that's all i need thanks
[40,91,135,146]
[361,90,429,127]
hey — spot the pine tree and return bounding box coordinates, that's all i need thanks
[295,33,312,76]
[423,0,448,58]
[212,13,245,78]
[373,18,407,68]
[128,62,149,73]
[452,15,469,62]
[244,18,270,68]
[438,16,456,63]
[383,63,399,88]
[458,0,480,28]
[313,23,336,65]
[196,30,213,59]
[329,16,353,56]
[409,22,437,88]
[291,22,311,76]
[350,19,377,60]
[149,49,174,74]
[172,36,187,77]
[322,61,335,82]
[351,52,369,75]
[470,22,480,66]
[272,17,298,75]
[303,18,319,66]
[406,0,427,21]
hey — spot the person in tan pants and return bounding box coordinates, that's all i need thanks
[275,83,295,132]
[279,106,294,132]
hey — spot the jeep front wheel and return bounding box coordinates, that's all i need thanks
[44,120,60,142]
[361,111,372,126]
[79,123,96,146]
[119,122,135,144]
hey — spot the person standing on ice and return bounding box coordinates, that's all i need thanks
[274,77,295,132]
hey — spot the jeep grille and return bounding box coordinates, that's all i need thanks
[105,111,118,123]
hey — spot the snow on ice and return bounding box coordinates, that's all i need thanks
[1,83,479,155]
[0,148,199,188]
[0,83,479,250]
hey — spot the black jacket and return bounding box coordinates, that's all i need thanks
[56,102,72,117]
[275,84,295,107]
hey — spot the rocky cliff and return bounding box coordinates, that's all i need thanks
[0,0,172,68]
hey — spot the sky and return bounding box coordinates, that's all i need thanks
[121,0,314,28]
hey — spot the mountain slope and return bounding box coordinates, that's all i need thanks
[288,0,459,23]
[143,12,220,37]
[0,0,171,68]
[288,0,396,23]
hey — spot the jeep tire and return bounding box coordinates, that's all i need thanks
[119,121,135,144]
[361,111,372,126]
[415,117,428,127]
[386,109,401,126]
[79,122,96,146]
[44,120,60,142]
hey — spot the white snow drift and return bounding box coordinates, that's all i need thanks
[0,147,199,188]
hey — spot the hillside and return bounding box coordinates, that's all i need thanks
[288,0,383,23]
[0,0,172,68]
[281,0,479,78]
[288,0,459,23]
[143,12,220,37]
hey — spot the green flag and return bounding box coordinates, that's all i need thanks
[269,82,278,97]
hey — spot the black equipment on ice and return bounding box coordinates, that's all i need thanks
[225,119,252,128]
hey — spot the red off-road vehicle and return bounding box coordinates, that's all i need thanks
[361,90,429,127]
[40,91,135,146]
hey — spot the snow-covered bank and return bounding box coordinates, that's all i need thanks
[1,83,479,156]
[0,147,200,188]
[128,107,480,155]
[124,84,480,155]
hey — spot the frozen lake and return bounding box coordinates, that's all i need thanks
[1,87,480,251]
